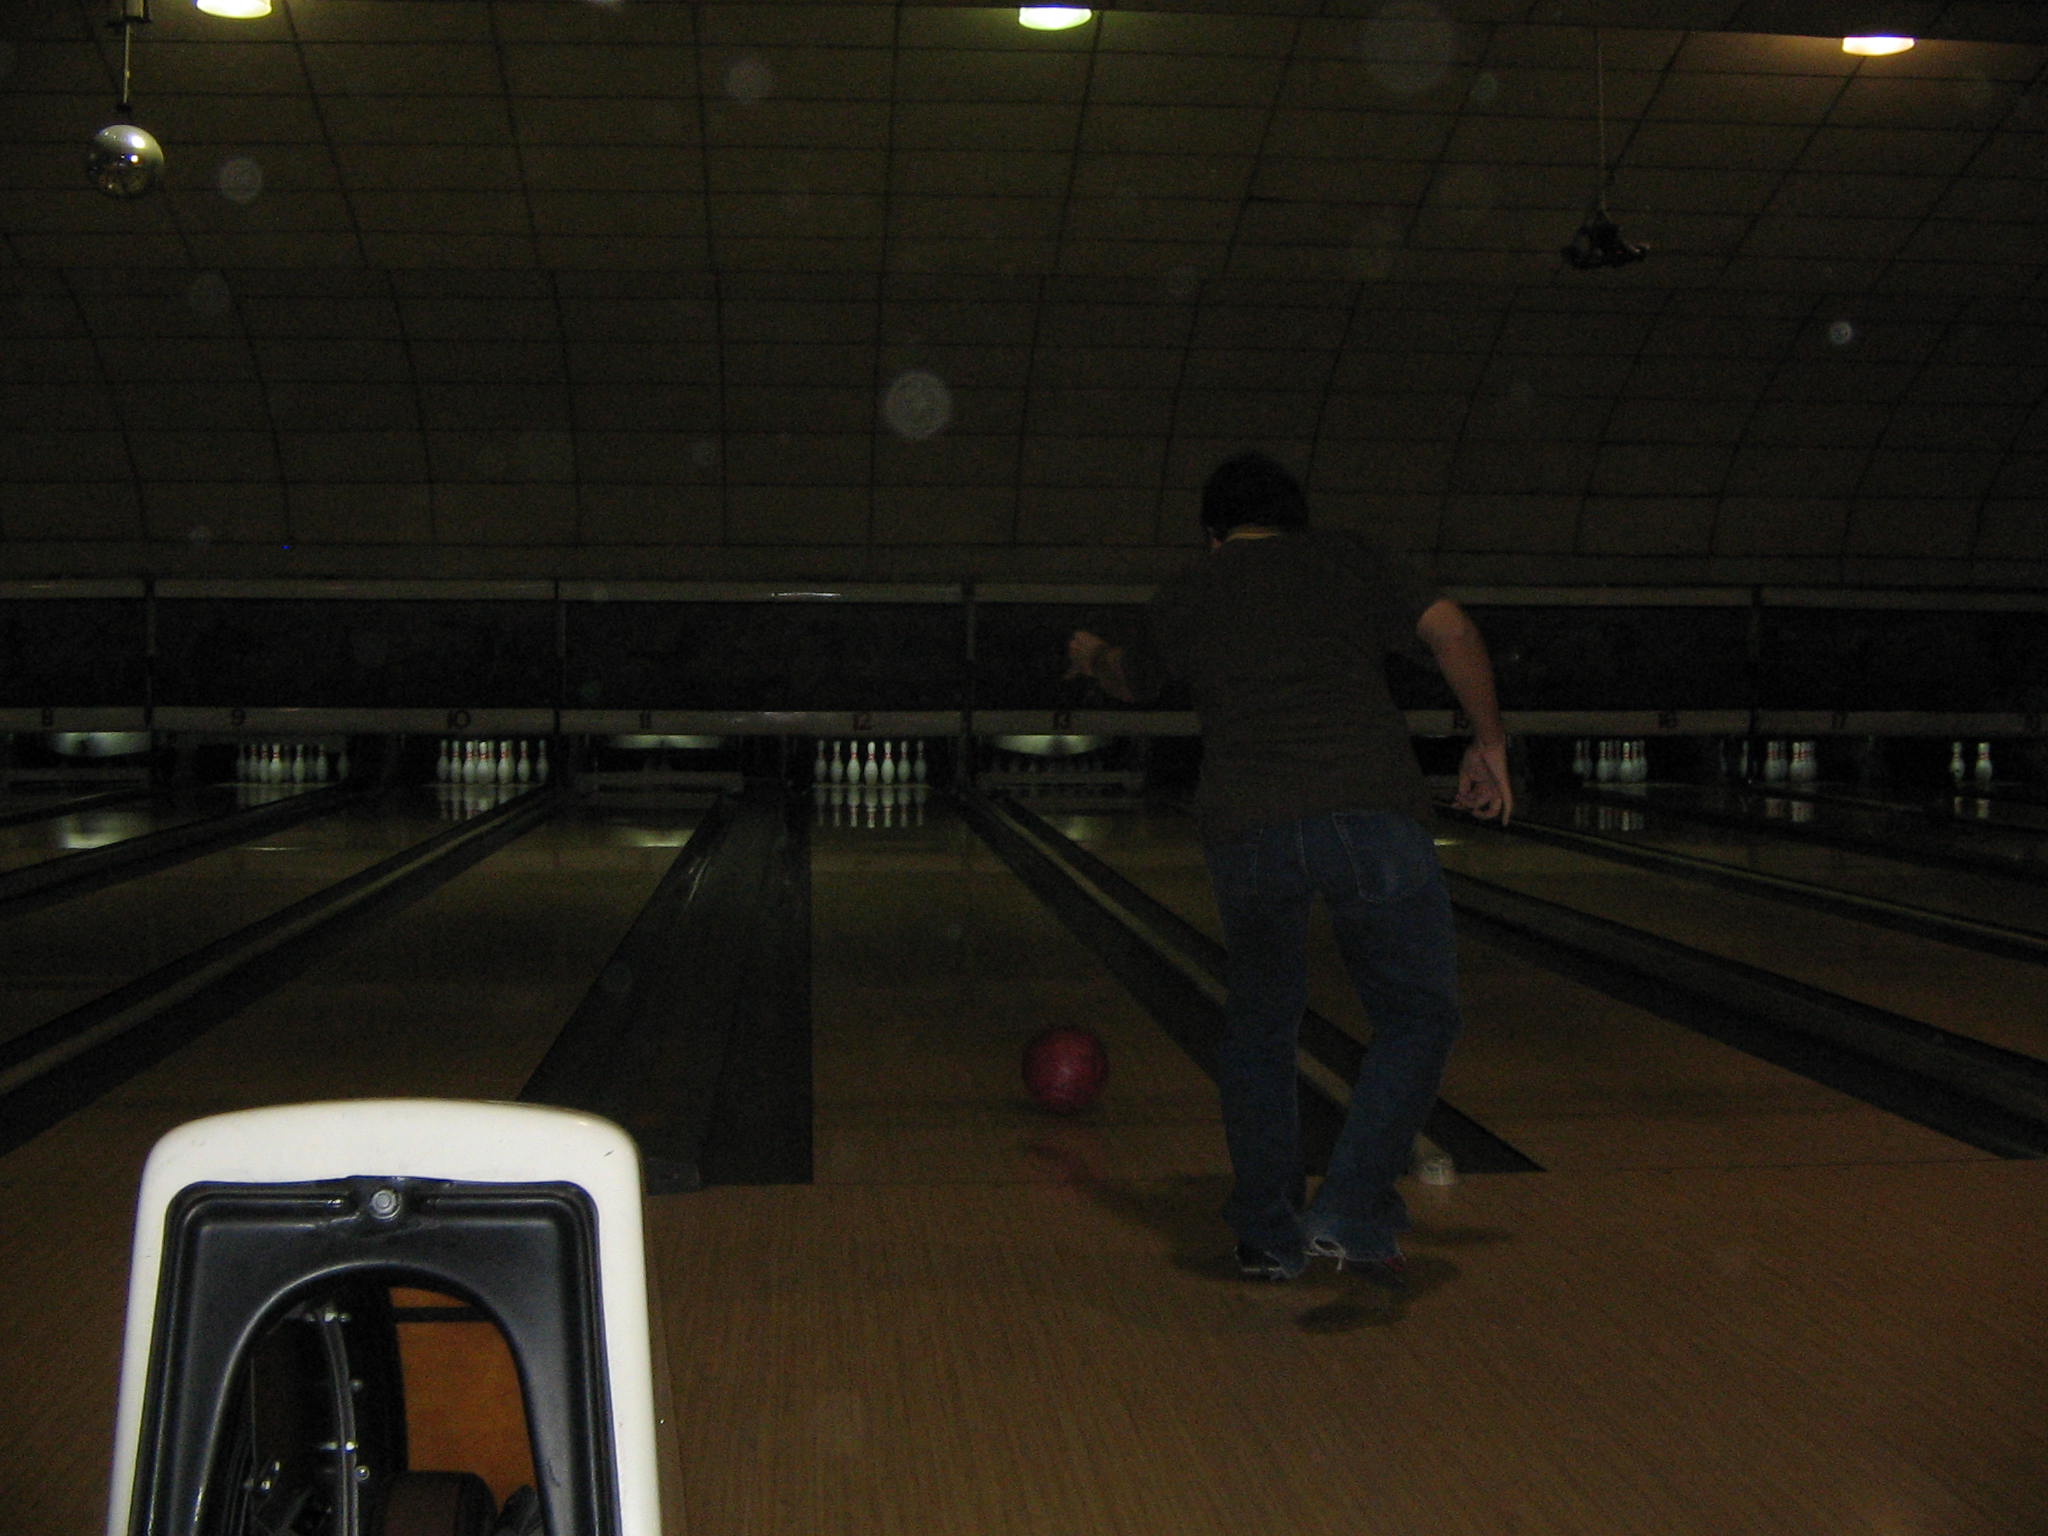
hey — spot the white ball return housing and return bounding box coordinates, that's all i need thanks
[105,1099,664,1536]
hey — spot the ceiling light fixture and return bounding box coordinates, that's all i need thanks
[196,0,270,15]
[1842,36,1914,56]
[1018,8,1092,30]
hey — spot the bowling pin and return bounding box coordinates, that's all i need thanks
[314,745,330,782]
[862,741,878,786]
[516,740,531,783]
[1595,739,1615,783]
[1949,740,1967,785]
[1763,740,1787,782]
[814,740,828,783]
[1975,741,1994,787]
[880,740,896,785]
[335,744,350,782]
[912,740,927,784]
[535,740,549,784]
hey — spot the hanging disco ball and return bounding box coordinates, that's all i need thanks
[87,123,163,199]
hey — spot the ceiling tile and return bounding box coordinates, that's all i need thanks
[1649,70,1846,124]
[1797,125,1986,175]
[328,96,517,144]
[894,101,1080,151]
[299,44,504,96]
[894,50,1090,102]
[1624,119,1813,168]
[293,2,494,45]
[1083,105,1270,155]
[889,150,1071,197]
[704,100,892,147]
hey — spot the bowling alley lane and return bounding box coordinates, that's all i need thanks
[1614,781,2048,874]
[1041,805,1998,1174]
[1524,794,2048,938]
[0,792,224,877]
[0,802,694,1533]
[0,789,457,1050]
[807,796,1225,1187]
[1435,825,2048,1063]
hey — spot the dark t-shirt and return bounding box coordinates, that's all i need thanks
[1134,527,1439,841]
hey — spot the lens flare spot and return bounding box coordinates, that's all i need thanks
[725,55,775,103]
[217,155,264,204]
[883,370,953,441]
[186,271,234,318]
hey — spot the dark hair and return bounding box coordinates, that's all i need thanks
[1200,451,1309,540]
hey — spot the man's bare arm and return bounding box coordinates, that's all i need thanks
[1415,597,1512,824]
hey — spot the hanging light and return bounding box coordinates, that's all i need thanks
[87,0,164,199]
[1560,28,1646,270]
[1018,8,1091,30]
[1842,36,1914,56]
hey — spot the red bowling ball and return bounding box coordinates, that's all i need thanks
[1022,1026,1109,1114]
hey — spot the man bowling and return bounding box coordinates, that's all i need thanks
[1066,451,1511,1284]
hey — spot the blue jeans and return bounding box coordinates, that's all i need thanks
[1203,810,1461,1269]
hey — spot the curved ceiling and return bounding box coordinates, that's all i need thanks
[2,0,2044,588]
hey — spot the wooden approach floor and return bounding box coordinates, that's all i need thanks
[2,798,2045,1535]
